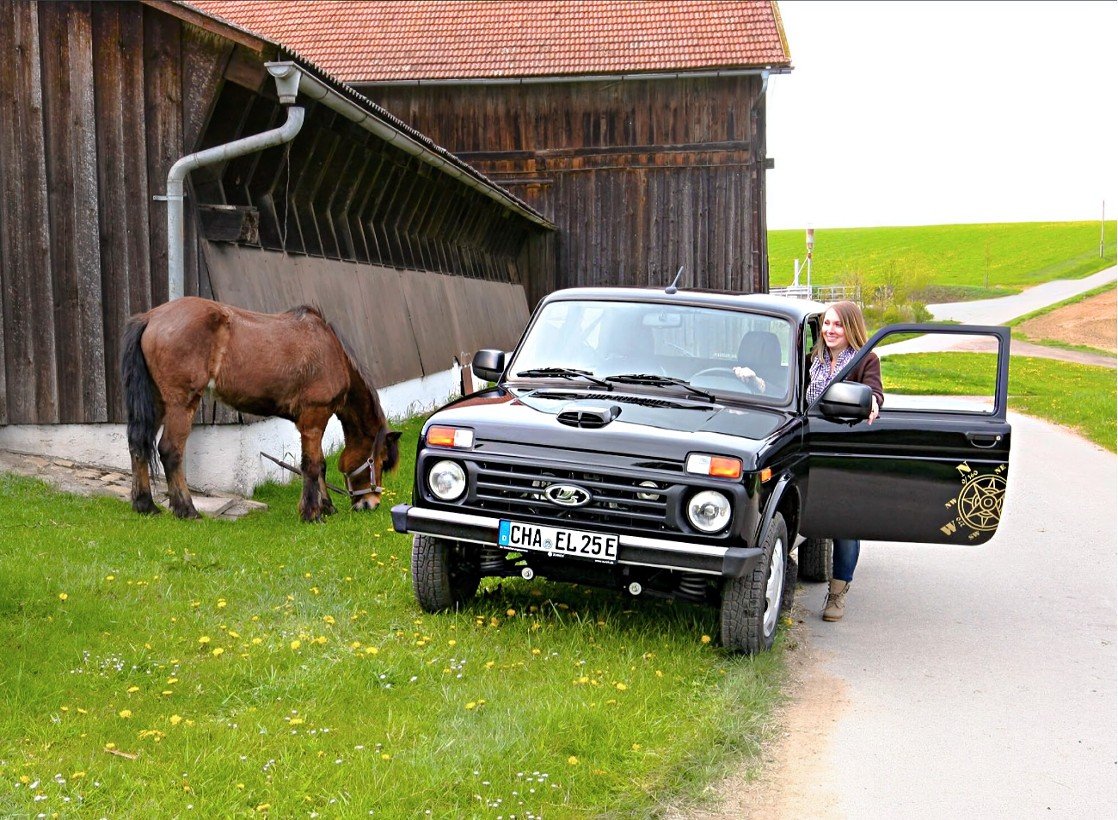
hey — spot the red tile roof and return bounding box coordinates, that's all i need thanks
[183,1,791,83]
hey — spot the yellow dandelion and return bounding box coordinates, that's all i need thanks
[211,647,225,657]
[655,670,664,677]
[105,575,115,582]
[127,686,140,693]
[217,600,227,609]
[365,646,379,655]
[485,660,495,669]
[465,701,477,710]
[290,640,302,650]
[531,648,541,655]
[236,783,245,790]
[198,635,211,645]
[506,608,517,617]
[700,634,712,644]
[252,637,263,645]
[381,753,391,760]
[632,743,641,751]
[615,682,628,691]
[568,756,580,766]
[118,709,132,719]
[256,803,270,812]
[169,715,183,726]
[58,592,69,601]
[448,639,457,647]
[323,615,335,625]
[228,630,240,639]
[162,690,173,696]
[19,775,31,784]
[288,717,305,726]
[167,677,178,684]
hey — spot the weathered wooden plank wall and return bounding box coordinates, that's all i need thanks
[368,75,770,304]
[0,0,232,426]
[0,0,58,423]
[1,0,552,427]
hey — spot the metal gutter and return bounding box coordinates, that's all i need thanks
[357,66,791,87]
[161,63,305,300]
[289,65,554,229]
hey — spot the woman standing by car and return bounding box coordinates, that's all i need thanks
[808,301,884,622]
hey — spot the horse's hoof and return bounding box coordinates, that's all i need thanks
[172,506,201,520]
[132,497,161,515]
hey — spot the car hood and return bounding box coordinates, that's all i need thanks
[426,387,796,467]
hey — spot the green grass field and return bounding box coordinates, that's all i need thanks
[0,415,785,817]
[769,221,1116,297]
[881,353,1116,451]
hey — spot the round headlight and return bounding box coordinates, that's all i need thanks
[428,460,466,501]
[687,490,731,533]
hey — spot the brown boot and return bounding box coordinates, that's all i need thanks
[822,579,850,622]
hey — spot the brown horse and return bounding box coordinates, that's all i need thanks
[120,297,400,522]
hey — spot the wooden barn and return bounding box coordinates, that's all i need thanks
[188,0,793,305]
[0,0,554,489]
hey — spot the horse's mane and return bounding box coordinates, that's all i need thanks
[286,304,325,321]
[332,324,384,414]
[286,304,386,423]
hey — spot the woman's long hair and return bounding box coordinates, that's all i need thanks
[811,300,870,362]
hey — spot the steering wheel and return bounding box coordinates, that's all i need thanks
[690,367,761,394]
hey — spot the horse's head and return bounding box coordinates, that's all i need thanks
[341,427,402,511]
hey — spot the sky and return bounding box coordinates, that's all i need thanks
[764,1,1117,230]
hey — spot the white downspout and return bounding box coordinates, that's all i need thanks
[161,63,305,300]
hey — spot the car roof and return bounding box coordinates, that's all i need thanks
[540,287,828,322]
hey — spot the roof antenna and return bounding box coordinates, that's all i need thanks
[665,265,684,294]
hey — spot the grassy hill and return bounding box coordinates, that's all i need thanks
[768,221,1116,297]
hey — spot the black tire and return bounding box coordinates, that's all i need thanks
[720,513,789,654]
[411,534,481,612]
[798,537,833,583]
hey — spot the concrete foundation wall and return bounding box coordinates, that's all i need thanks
[0,366,462,496]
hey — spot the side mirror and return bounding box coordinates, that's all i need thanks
[818,381,872,421]
[472,349,506,383]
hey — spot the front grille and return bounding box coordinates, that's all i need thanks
[469,459,674,532]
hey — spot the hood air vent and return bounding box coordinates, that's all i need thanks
[557,404,622,429]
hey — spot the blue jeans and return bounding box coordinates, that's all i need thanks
[833,538,860,583]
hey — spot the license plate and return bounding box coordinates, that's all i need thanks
[498,520,619,563]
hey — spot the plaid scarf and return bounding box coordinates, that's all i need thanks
[807,346,856,405]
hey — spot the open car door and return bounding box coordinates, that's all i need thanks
[799,324,1011,545]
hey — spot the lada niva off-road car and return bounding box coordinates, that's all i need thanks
[392,288,1011,653]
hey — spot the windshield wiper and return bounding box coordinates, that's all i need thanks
[515,367,611,388]
[605,373,716,402]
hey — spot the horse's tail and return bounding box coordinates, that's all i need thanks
[120,316,160,476]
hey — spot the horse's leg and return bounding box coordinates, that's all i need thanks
[159,403,201,519]
[297,410,331,523]
[130,396,164,514]
[130,454,159,514]
[319,472,337,516]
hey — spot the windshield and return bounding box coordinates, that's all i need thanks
[509,300,794,401]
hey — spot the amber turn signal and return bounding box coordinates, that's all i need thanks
[685,454,743,480]
[426,425,474,449]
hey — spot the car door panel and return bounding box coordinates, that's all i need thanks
[800,324,1011,545]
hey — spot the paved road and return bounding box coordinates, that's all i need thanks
[927,266,1116,324]
[798,413,1116,817]
[879,265,1116,358]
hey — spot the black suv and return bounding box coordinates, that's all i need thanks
[392,287,1011,653]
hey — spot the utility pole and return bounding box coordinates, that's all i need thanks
[1102,200,1107,258]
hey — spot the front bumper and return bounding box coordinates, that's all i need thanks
[391,503,761,578]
